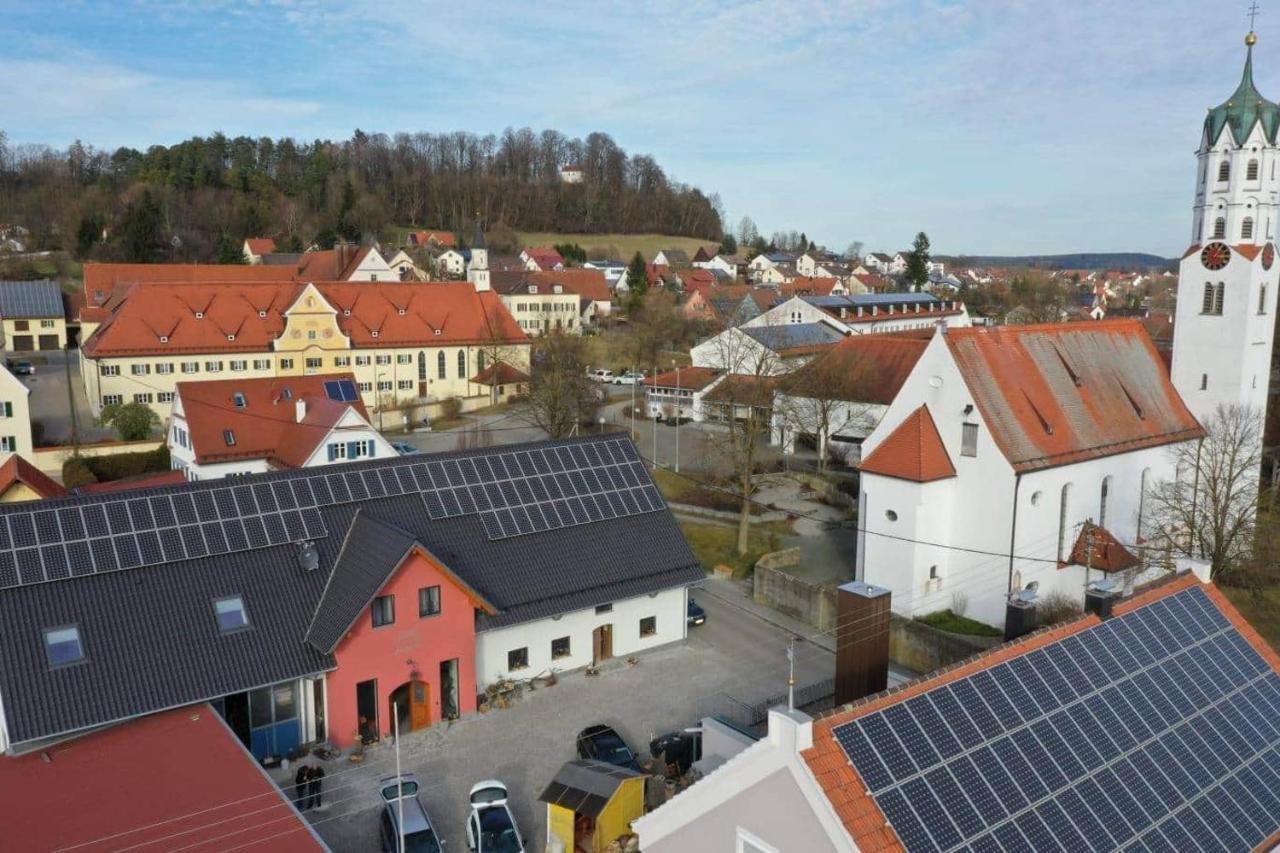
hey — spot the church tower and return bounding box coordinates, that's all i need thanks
[467,215,490,292]
[1171,30,1280,425]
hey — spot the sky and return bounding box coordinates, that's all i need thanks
[0,0,1268,256]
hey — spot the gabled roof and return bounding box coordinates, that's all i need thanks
[781,333,929,405]
[859,404,956,482]
[0,280,64,318]
[82,281,526,357]
[0,705,324,850]
[175,373,373,467]
[701,374,778,408]
[0,455,68,500]
[1067,521,1140,572]
[657,248,690,265]
[783,276,840,297]
[244,237,277,255]
[741,322,844,356]
[643,366,722,392]
[0,435,701,747]
[471,361,530,386]
[490,268,610,302]
[942,319,1204,472]
[805,574,1280,852]
[523,247,565,269]
[408,230,457,248]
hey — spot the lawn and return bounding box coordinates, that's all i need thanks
[916,609,1003,637]
[677,519,791,578]
[515,232,716,263]
[1221,585,1280,650]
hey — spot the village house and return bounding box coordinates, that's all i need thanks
[634,573,1280,851]
[0,454,65,503]
[692,253,741,279]
[434,247,467,277]
[520,247,566,272]
[168,373,396,481]
[691,322,843,375]
[641,366,724,422]
[490,269,588,335]
[0,279,67,351]
[241,237,277,264]
[0,362,33,463]
[80,280,530,421]
[652,248,691,268]
[407,230,458,250]
[0,434,702,762]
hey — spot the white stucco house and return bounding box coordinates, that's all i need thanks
[435,248,467,278]
[855,320,1204,628]
[748,293,970,337]
[692,254,739,278]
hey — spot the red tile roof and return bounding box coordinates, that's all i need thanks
[1067,521,1140,572]
[642,366,722,392]
[77,470,187,495]
[471,361,530,386]
[244,237,277,255]
[490,268,610,302]
[859,404,956,482]
[701,373,778,407]
[176,372,373,467]
[782,333,929,405]
[523,247,565,269]
[0,704,324,853]
[943,319,1203,472]
[82,281,525,357]
[783,276,840,297]
[804,573,1270,853]
[0,455,68,500]
[408,230,457,248]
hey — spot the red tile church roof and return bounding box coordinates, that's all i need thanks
[858,404,956,482]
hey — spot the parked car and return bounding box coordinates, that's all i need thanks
[379,774,443,853]
[466,780,524,853]
[6,360,33,376]
[613,371,646,385]
[576,724,643,772]
[391,442,421,456]
[588,368,614,383]
[687,597,706,626]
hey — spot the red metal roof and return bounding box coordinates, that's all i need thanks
[0,705,324,852]
[859,404,956,482]
[176,372,372,467]
[0,455,68,500]
[943,319,1204,472]
[82,281,525,357]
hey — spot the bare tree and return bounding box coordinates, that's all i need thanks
[524,333,600,438]
[1145,404,1262,583]
[774,347,879,472]
[476,302,527,405]
[845,241,864,261]
[629,289,690,373]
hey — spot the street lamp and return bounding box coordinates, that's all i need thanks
[672,359,681,474]
[598,416,606,434]
[376,372,386,432]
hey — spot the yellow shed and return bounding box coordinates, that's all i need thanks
[539,758,646,852]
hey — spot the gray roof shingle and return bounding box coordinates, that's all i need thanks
[0,280,63,319]
[0,434,702,747]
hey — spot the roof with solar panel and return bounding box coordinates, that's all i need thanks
[0,433,699,748]
[804,574,1280,852]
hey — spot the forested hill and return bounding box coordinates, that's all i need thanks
[938,252,1176,271]
[0,128,723,262]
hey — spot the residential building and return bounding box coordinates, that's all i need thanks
[80,280,529,420]
[168,373,396,481]
[635,574,1280,852]
[583,259,626,288]
[242,237,277,264]
[435,248,467,277]
[407,230,457,249]
[559,164,584,183]
[653,248,691,268]
[0,363,32,462]
[642,366,724,421]
[0,280,67,351]
[773,332,930,465]
[490,270,585,335]
[857,320,1203,627]
[796,251,843,277]
[385,249,422,280]
[752,293,970,336]
[0,434,701,759]
[692,253,740,279]
[863,252,894,273]
[520,247,566,272]
[0,705,326,851]
[756,265,792,286]
[0,455,66,502]
[691,322,843,375]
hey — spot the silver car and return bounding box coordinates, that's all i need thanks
[379,774,443,853]
[466,780,524,853]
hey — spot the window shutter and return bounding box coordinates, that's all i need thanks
[328,444,337,462]
[347,441,359,459]
[2,402,10,418]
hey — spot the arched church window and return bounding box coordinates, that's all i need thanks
[437,350,446,379]
[1099,476,1112,528]
[1218,161,1231,182]
[1201,373,1208,390]
[1261,284,1268,315]
[457,349,467,378]
[1213,217,1226,239]
[1057,483,1072,562]
[1243,217,1255,240]
[1248,159,1260,181]
[1214,281,1226,314]
[1203,282,1216,313]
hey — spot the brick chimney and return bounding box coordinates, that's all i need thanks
[834,581,891,706]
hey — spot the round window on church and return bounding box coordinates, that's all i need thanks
[885,510,898,522]
[1030,491,1042,506]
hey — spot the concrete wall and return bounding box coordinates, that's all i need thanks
[753,552,839,632]
[887,613,1000,674]
[31,439,162,475]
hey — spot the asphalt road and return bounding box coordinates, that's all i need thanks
[17,351,114,444]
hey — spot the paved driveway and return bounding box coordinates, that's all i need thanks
[292,590,836,852]
[19,351,114,444]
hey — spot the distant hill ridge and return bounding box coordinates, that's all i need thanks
[936,252,1175,271]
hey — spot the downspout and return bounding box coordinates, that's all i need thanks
[1008,473,1023,594]
[1190,436,1204,558]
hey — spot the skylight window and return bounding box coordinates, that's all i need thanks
[232,392,247,408]
[44,625,85,667]
[223,429,236,446]
[213,596,250,633]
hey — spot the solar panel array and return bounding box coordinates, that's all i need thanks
[323,379,359,402]
[834,585,1280,853]
[0,437,662,588]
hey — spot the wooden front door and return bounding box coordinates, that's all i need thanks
[409,680,431,731]
[592,624,614,665]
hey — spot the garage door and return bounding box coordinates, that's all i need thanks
[11,335,33,351]
[38,335,58,350]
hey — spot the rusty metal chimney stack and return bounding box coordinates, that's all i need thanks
[834,581,891,706]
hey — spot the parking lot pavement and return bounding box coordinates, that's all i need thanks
[18,352,113,444]
[295,590,834,853]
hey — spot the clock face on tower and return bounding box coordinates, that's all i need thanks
[1264,243,1275,270]
[1201,241,1231,271]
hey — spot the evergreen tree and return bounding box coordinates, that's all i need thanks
[625,251,649,312]
[719,233,737,255]
[117,190,166,263]
[904,231,931,291]
[214,232,245,264]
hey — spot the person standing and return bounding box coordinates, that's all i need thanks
[293,764,311,811]
[306,764,326,811]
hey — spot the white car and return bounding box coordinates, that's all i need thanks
[613,371,646,385]
[466,780,524,853]
[590,369,615,383]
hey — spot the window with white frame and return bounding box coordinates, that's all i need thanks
[155,363,173,375]
[397,380,413,390]
[253,359,271,370]
[356,355,371,366]
[100,364,120,377]
[0,436,15,452]
[103,394,123,406]
[397,354,412,364]
[334,356,351,367]
[230,360,247,372]
[376,355,391,365]
[206,361,223,373]
[305,357,322,369]
[39,319,55,329]
[133,393,153,404]
[131,364,150,376]
[181,362,199,374]
[377,380,392,391]
[158,392,174,403]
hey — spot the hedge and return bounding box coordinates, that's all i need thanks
[62,445,170,486]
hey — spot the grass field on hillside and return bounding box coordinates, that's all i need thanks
[515,232,717,262]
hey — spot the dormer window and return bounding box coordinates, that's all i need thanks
[282,388,293,399]
[44,625,85,667]
[528,285,538,294]
[223,429,236,446]
[232,392,246,408]
[213,596,250,634]
[434,329,441,336]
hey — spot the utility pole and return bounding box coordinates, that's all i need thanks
[787,637,796,711]
[652,362,658,469]
[63,349,80,450]
[394,700,404,853]
[674,362,681,474]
